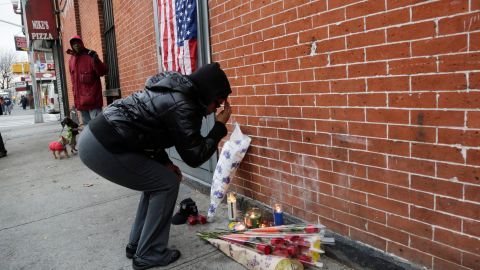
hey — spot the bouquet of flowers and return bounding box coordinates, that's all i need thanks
[207,123,251,222]
[198,224,334,269]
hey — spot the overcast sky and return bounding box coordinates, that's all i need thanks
[0,0,28,61]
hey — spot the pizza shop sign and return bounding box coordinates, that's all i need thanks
[25,0,57,40]
[31,21,53,39]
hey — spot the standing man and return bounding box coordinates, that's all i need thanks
[67,35,107,126]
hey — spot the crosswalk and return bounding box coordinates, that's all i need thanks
[0,114,60,129]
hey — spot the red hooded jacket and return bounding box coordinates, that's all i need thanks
[67,36,107,110]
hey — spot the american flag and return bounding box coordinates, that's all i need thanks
[158,0,197,74]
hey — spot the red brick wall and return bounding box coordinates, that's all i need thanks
[209,1,480,269]
[58,0,479,268]
[111,0,158,96]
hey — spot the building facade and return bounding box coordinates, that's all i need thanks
[59,1,480,269]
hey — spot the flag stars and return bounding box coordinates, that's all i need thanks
[174,0,196,43]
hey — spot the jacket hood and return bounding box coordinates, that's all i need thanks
[145,71,193,94]
[68,35,85,54]
[70,35,83,45]
[187,62,231,107]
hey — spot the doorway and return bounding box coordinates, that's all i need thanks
[153,0,217,184]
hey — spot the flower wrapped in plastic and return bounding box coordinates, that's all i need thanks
[198,224,335,269]
[207,123,251,222]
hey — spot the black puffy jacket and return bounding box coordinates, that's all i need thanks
[88,71,227,167]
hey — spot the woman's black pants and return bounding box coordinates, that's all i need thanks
[78,126,180,265]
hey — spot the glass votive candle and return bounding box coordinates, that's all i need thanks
[245,208,262,228]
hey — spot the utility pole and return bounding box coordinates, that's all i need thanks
[21,0,43,123]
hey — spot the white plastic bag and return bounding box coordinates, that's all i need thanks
[207,123,251,222]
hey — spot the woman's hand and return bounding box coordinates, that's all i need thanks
[165,163,182,181]
[216,100,231,124]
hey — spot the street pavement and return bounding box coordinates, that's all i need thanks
[0,106,59,129]
[0,107,352,270]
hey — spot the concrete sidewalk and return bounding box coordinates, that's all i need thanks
[0,114,351,270]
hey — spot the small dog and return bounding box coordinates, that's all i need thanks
[49,136,69,159]
[60,117,79,153]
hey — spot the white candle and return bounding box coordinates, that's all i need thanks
[227,192,237,220]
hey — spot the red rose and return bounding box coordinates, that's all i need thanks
[188,215,197,225]
[197,215,207,224]
[270,237,285,246]
[305,225,319,233]
[256,244,271,255]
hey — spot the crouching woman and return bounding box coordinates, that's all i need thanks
[77,63,232,270]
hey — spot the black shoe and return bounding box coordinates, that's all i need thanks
[126,243,136,259]
[0,151,7,158]
[171,198,198,225]
[132,249,181,270]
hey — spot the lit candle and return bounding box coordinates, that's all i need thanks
[244,215,252,228]
[273,203,284,226]
[245,208,261,228]
[250,211,260,228]
[227,192,237,221]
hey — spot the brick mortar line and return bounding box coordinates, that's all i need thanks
[239,175,480,227]
[239,106,480,112]
[240,165,480,205]
[215,51,480,69]
[228,64,480,74]
[300,202,480,247]
[211,1,478,37]
[240,156,480,189]
[212,37,480,59]
[246,133,480,151]
[239,182,480,244]
[225,64,480,78]
[236,89,480,96]
[232,116,480,130]
[211,9,480,46]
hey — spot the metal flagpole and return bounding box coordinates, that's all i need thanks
[21,0,44,123]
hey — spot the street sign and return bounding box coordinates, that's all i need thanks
[14,36,28,51]
[11,62,30,74]
[15,81,26,87]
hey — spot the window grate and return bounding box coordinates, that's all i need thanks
[102,0,120,100]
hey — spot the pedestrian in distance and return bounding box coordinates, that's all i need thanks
[77,62,232,270]
[4,97,12,115]
[67,35,107,126]
[20,95,27,110]
[0,97,4,115]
